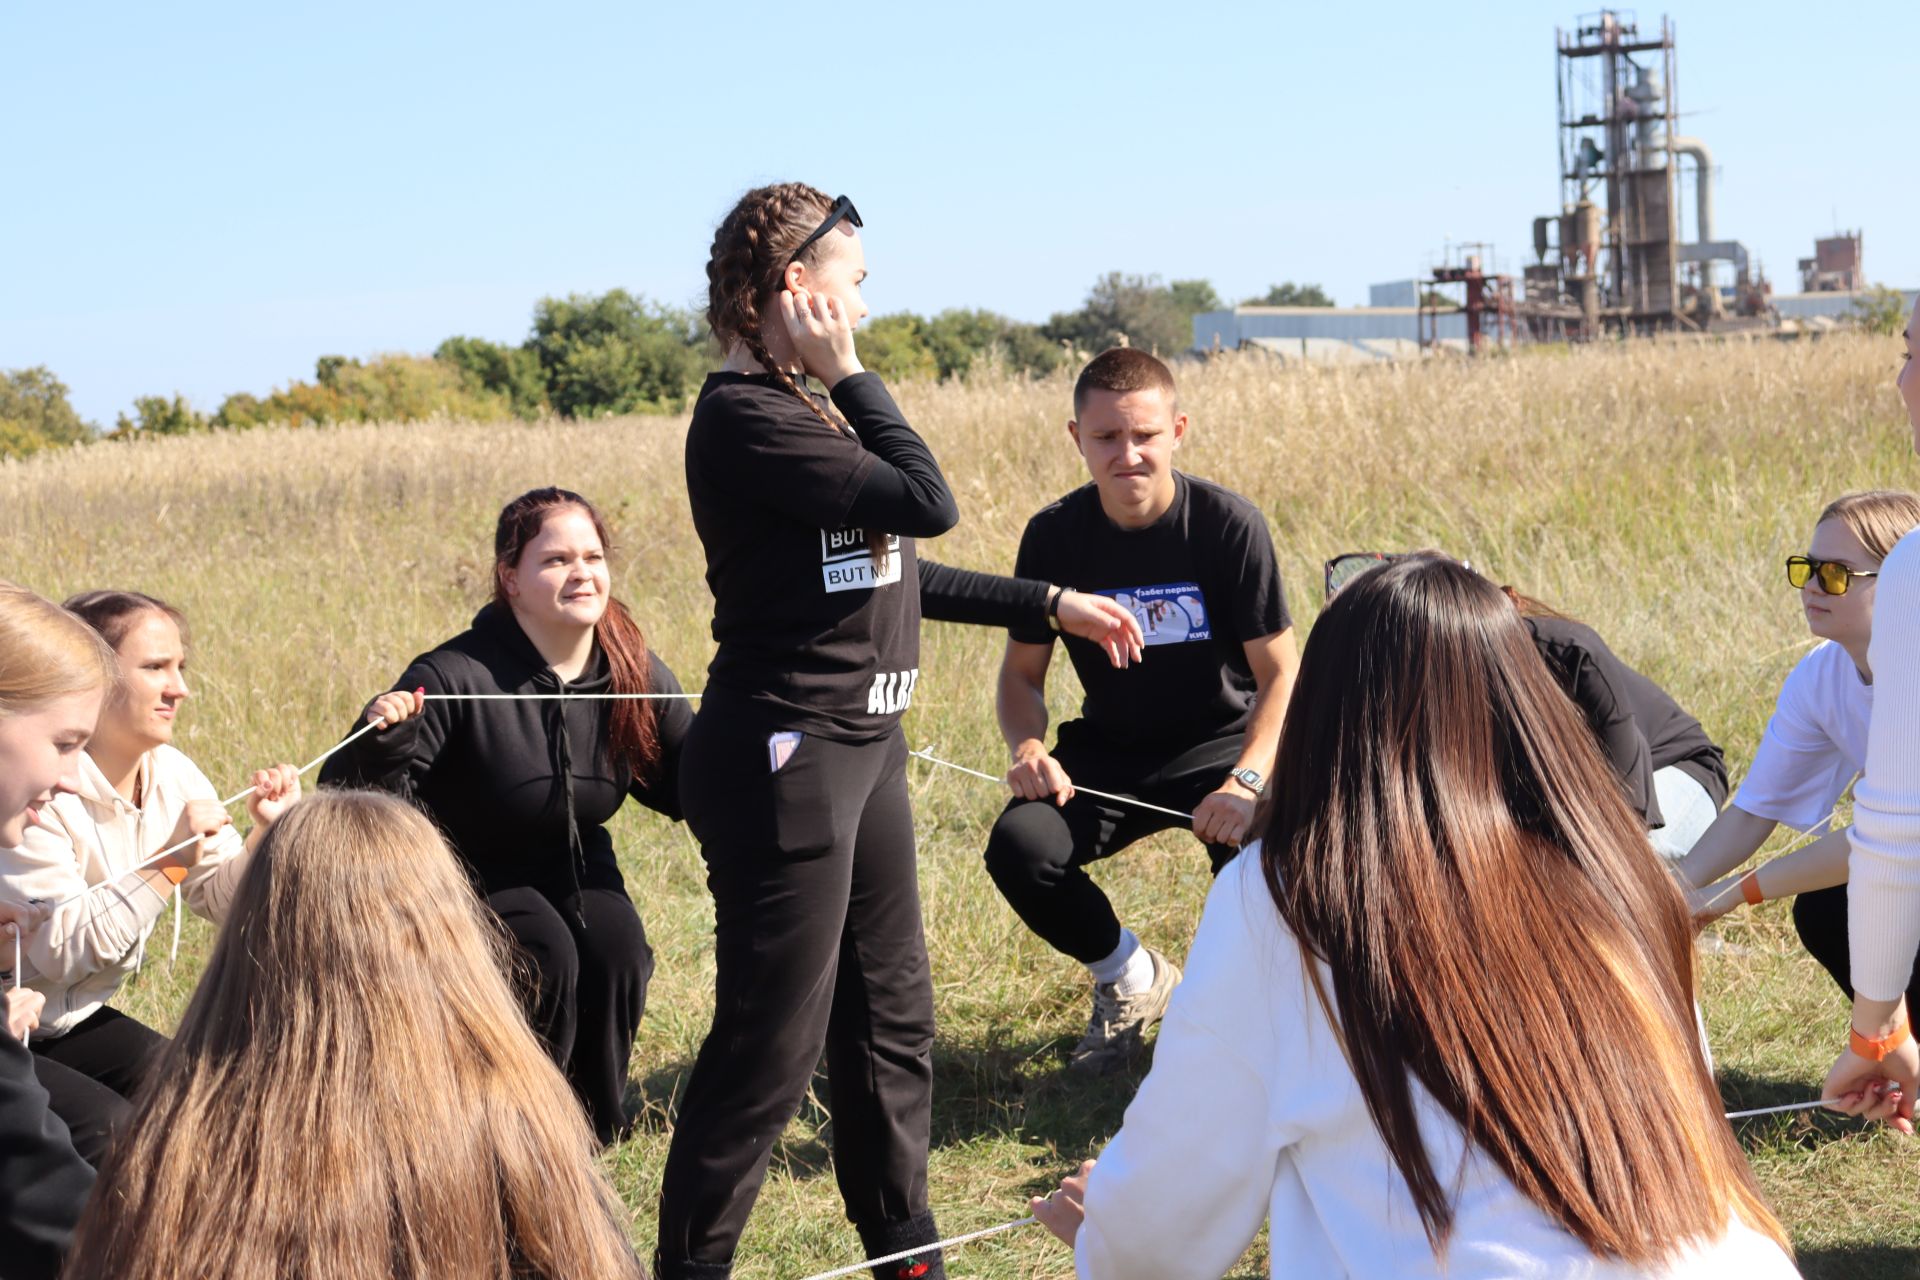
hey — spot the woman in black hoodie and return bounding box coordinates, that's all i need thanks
[319,486,690,1144]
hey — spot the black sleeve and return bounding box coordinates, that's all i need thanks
[1538,626,1662,828]
[833,374,960,538]
[917,560,1052,629]
[628,652,692,822]
[316,656,458,796]
[1007,518,1059,647]
[1219,499,1293,642]
[0,1027,93,1280]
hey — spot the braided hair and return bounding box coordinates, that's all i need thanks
[706,183,888,569]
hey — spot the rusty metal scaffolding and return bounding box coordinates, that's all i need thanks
[1547,10,1680,337]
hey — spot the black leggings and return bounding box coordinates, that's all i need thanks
[1793,885,1920,1012]
[983,732,1244,963]
[488,881,653,1145]
[31,1005,167,1167]
[655,707,943,1280]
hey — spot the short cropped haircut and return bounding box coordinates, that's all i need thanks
[1073,347,1178,416]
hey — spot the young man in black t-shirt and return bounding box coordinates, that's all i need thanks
[989,348,1299,1074]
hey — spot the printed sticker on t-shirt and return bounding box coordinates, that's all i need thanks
[821,527,903,593]
[1104,583,1210,646]
[867,668,918,715]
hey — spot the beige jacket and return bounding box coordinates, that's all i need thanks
[0,746,249,1037]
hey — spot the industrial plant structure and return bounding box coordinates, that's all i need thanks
[1191,9,1908,360]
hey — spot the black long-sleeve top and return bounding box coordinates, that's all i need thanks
[0,1025,92,1280]
[1527,615,1729,829]
[318,604,692,903]
[685,370,1054,740]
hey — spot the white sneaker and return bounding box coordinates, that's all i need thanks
[1067,947,1182,1075]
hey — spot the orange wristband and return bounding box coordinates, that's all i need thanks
[157,861,189,886]
[1739,869,1764,907]
[1850,1016,1913,1063]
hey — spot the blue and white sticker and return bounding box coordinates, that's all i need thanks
[1104,583,1209,645]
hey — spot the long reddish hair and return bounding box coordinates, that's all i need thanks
[492,487,660,781]
[1259,554,1786,1263]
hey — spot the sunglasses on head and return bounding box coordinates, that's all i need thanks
[1323,550,1476,601]
[789,195,862,265]
[1787,555,1879,596]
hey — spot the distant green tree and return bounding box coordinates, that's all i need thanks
[1419,288,1460,310]
[207,355,516,429]
[921,309,1064,379]
[527,290,706,416]
[858,314,939,383]
[1045,272,1218,357]
[0,366,95,458]
[1853,285,1910,338]
[435,336,549,417]
[1244,282,1334,307]
[112,394,208,438]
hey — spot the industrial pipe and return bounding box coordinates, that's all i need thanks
[1668,135,1714,245]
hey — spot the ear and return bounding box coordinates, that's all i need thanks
[499,566,519,600]
[783,260,807,294]
[1171,411,1189,449]
[1067,418,1084,455]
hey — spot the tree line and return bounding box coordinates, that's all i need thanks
[1,276,1335,457]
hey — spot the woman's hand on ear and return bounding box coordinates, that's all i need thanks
[778,288,863,389]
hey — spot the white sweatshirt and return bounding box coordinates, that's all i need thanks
[0,746,248,1036]
[1075,849,1800,1280]
[1848,530,1920,1002]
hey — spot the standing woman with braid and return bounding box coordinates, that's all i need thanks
[655,185,1140,1280]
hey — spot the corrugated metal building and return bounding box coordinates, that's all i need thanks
[1192,302,1469,360]
[1772,289,1918,320]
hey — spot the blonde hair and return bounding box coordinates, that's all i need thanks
[65,790,647,1280]
[1817,490,1920,562]
[0,581,116,716]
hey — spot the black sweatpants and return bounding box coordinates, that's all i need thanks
[488,880,653,1145]
[31,1005,166,1167]
[656,705,943,1280]
[1793,885,1920,1012]
[984,731,1245,963]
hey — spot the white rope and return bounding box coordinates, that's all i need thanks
[909,748,1195,822]
[1724,1097,1845,1120]
[12,929,23,1048]
[1691,802,1850,917]
[44,717,390,917]
[424,692,701,700]
[794,1216,1038,1280]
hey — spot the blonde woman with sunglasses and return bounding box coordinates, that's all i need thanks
[1680,492,1920,1016]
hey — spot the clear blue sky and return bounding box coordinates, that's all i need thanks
[6,1,1914,426]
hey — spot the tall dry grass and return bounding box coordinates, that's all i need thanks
[2,334,1916,1277]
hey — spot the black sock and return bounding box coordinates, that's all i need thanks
[856,1210,945,1280]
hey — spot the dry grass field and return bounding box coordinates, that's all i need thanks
[4,334,1917,1277]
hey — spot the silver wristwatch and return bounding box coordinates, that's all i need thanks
[1230,767,1266,795]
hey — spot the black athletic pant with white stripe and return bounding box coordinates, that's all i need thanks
[983,731,1245,964]
[656,700,944,1280]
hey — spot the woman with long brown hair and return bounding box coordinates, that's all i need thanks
[1031,555,1796,1277]
[62,788,648,1280]
[656,183,1139,1280]
[320,486,691,1143]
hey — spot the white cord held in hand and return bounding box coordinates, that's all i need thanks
[43,716,391,919]
[1724,1097,1846,1120]
[910,747,1195,822]
[793,1216,1038,1280]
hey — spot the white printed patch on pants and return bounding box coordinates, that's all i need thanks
[822,527,903,593]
